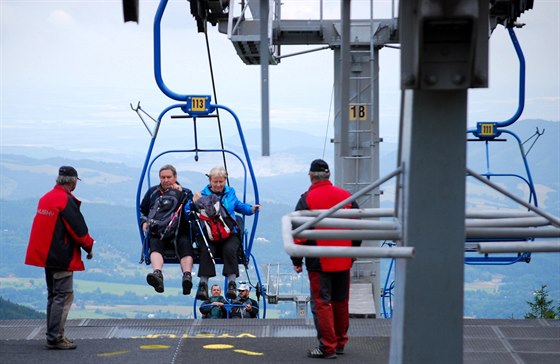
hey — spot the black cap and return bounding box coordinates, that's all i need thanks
[59,166,81,180]
[310,159,329,173]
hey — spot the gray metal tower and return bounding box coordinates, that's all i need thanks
[215,0,399,319]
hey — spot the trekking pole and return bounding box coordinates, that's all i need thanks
[162,202,184,239]
[194,216,217,265]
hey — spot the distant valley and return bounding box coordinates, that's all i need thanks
[1,120,558,319]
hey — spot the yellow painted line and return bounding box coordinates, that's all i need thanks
[233,333,257,338]
[97,350,130,357]
[139,344,171,350]
[233,349,264,356]
[132,333,258,339]
[203,344,235,350]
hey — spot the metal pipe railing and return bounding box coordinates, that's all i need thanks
[467,168,560,227]
[466,217,552,228]
[282,215,414,259]
[290,216,399,230]
[478,241,560,253]
[292,167,403,235]
[466,227,559,239]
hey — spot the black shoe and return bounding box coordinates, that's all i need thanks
[196,282,208,301]
[226,281,237,299]
[182,272,193,295]
[147,270,164,293]
[336,347,344,355]
[308,347,336,359]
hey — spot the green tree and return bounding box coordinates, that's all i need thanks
[525,284,557,319]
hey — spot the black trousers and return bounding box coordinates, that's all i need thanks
[197,234,240,278]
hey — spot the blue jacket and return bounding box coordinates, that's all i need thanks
[200,185,254,217]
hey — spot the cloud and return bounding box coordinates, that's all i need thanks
[47,9,76,28]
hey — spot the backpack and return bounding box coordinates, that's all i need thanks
[147,188,188,240]
[195,194,237,242]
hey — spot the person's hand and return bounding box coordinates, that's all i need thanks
[142,222,148,232]
[87,251,93,260]
[293,265,302,273]
[252,204,261,213]
[193,191,202,202]
[245,303,252,311]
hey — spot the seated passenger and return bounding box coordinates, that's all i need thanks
[230,283,259,319]
[193,166,260,301]
[139,164,194,295]
[199,284,228,319]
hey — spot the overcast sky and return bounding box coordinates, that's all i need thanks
[1,1,559,168]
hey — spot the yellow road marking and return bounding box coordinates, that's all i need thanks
[233,349,264,356]
[97,350,130,357]
[139,344,170,350]
[132,333,257,339]
[203,344,235,350]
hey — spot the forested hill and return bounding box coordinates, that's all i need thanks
[0,297,45,320]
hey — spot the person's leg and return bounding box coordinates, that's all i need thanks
[221,235,240,299]
[45,269,76,349]
[177,234,194,273]
[196,275,210,301]
[57,271,74,340]
[179,255,193,273]
[149,251,164,271]
[196,237,216,300]
[45,269,55,343]
[177,235,194,295]
[307,270,337,358]
[197,237,217,278]
[331,270,350,353]
[146,237,165,293]
[221,235,240,277]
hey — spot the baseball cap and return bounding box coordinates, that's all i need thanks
[238,283,250,291]
[309,159,329,173]
[59,166,81,180]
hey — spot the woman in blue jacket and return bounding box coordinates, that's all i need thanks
[193,166,260,301]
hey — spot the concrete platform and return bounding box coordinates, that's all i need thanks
[1,318,559,363]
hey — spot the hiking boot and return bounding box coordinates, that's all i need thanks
[46,339,77,350]
[182,272,193,295]
[308,347,336,359]
[147,270,164,293]
[196,282,209,301]
[226,281,237,299]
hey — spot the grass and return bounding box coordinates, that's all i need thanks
[2,277,289,319]
[0,277,181,296]
[69,304,195,319]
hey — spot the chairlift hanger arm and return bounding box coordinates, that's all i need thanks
[468,27,526,139]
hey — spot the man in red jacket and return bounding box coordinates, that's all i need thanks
[25,166,95,350]
[291,159,361,359]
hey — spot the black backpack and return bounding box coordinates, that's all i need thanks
[194,194,237,242]
[147,188,188,240]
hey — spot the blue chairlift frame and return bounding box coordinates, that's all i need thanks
[134,99,266,318]
[134,0,267,318]
[381,27,538,318]
[465,26,537,265]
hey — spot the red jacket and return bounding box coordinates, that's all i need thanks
[25,185,94,271]
[293,180,360,272]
